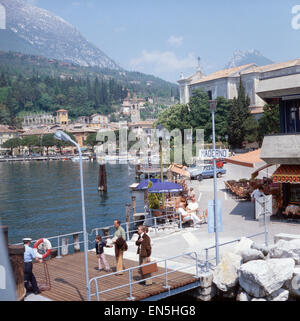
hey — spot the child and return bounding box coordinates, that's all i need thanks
[95,235,111,272]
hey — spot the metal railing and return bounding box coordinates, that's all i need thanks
[13,211,206,255]
[89,251,200,301]
[201,231,268,272]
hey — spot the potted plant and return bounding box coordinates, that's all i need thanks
[148,181,161,216]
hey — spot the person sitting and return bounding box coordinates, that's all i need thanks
[186,196,199,215]
[187,187,196,201]
[177,202,201,226]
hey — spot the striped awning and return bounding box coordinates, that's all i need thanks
[272,165,300,184]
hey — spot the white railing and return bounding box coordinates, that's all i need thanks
[89,251,200,301]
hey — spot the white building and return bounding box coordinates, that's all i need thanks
[178,59,300,115]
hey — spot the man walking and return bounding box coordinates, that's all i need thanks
[23,238,41,296]
[136,225,152,285]
[112,220,126,275]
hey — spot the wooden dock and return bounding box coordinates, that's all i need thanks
[33,251,199,301]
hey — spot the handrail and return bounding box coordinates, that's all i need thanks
[88,251,199,301]
[201,231,268,272]
[12,211,192,249]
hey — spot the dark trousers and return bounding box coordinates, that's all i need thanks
[24,262,39,293]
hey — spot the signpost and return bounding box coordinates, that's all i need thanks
[208,200,223,234]
[199,149,229,159]
[255,195,272,247]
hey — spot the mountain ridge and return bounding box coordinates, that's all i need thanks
[225,49,274,69]
[0,0,121,70]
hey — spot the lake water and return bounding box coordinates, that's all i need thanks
[0,161,145,244]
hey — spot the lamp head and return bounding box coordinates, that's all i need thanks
[209,100,217,112]
[156,123,164,139]
[54,130,71,142]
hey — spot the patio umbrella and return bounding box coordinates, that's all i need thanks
[136,178,161,190]
[148,181,183,193]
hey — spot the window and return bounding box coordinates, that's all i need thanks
[290,184,300,203]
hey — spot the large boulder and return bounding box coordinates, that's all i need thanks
[266,288,289,301]
[269,239,300,264]
[241,249,265,263]
[213,252,242,292]
[233,237,253,256]
[251,242,269,256]
[284,265,300,299]
[239,258,295,297]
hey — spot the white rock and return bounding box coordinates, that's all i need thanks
[266,288,289,301]
[284,265,300,298]
[251,242,269,256]
[241,249,265,263]
[269,239,300,264]
[213,252,242,292]
[251,298,267,301]
[233,237,254,256]
[236,288,251,301]
[239,258,295,297]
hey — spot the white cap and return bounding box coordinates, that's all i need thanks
[22,238,32,242]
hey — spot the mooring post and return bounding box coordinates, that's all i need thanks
[73,234,80,253]
[135,164,141,180]
[132,196,136,217]
[98,164,107,192]
[61,237,69,256]
[126,203,131,241]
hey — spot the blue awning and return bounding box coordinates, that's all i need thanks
[148,181,183,193]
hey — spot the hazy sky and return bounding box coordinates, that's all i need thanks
[26,0,300,83]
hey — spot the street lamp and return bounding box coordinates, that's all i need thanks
[156,123,170,208]
[54,130,90,301]
[209,100,220,265]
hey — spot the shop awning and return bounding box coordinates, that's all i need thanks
[225,149,263,168]
[272,165,300,184]
[168,163,191,178]
[251,163,273,180]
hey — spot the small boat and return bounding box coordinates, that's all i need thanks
[71,156,90,162]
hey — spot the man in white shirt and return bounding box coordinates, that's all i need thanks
[251,185,265,220]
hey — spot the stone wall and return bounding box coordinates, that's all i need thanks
[210,237,300,301]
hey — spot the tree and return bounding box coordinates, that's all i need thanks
[21,135,41,154]
[2,137,22,155]
[258,104,280,143]
[40,134,56,155]
[227,77,252,148]
[84,133,97,148]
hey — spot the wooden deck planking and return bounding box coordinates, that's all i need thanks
[33,251,198,301]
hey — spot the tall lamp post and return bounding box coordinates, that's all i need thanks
[54,130,90,301]
[156,123,170,208]
[209,100,220,265]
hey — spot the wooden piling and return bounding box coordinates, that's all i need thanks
[132,196,136,216]
[98,164,107,192]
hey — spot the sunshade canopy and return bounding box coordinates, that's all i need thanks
[136,178,161,190]
[148,181,183,193]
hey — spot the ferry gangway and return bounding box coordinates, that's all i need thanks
[88,251,201,301]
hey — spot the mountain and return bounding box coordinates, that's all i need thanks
[225,49,274,68]
[0,0,120,70]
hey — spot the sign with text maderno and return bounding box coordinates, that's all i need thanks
[199,149,229,159]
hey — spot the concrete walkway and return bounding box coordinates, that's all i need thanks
[113,163,300,269]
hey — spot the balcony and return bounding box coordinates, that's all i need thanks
[260,133,300,165]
